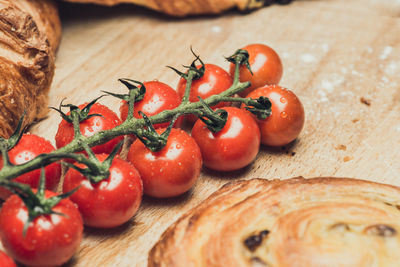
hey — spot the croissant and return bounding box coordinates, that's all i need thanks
[0,0,61,138]
[149,177,400,267]
[63,0,273,16]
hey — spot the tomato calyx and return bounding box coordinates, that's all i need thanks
[167,48,205,82]
[50,95,105,124]
[243,96,272,120]
[0,114,29,179]
[226,49,253,75]
[104,78,146,121]
[0,112,26,153]
[210,95,272,120]
[134,112,180,152]
[63,140,123,184]
[0,170,78,234]
[196,97,228,133]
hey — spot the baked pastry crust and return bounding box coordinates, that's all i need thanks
[149,177,400,267]
[0,0,61,138]
[63,0,267,16]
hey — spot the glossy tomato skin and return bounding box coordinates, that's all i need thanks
[127,128,202,198]
[63,154,143,228]
[0,134,61,200]
[0,191,83,267]
[0,251,17,267]
[120,81,182,129]
[230,44,283,97]
[191,107,260,172]
[177,64,232,123]
[55,103,123,155]
[245,85,305,146]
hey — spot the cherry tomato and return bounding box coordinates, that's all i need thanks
[244,85,305,146]
[55,103,123,155]
[0,134,61,200]
[127,128,202,198]
[63,154,143,228]
[230,43,283,97]
[120,81,182,129]
[0,191,83,267]
[191,107,260,171]
[0,251,16,267]
[177,64,232,123]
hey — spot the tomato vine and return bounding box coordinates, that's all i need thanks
[0,48,270,183]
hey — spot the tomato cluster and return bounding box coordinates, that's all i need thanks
[0,43,304,266]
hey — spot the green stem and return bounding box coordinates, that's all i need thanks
[180,71,196,105]
[126,87,137,120]
[232,55,242,85]
[219,96,254,105]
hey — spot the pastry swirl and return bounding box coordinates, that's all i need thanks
[149,177,400,267]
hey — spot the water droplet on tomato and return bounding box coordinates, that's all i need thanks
[64,234,71,242]
[280,97,286,103]
[281,111,288,118]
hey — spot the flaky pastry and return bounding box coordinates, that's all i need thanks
[149,177,400,267]
[64,0,269,16]
[0,0,61,138]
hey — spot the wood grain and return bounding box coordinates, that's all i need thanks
[5,0,400,266]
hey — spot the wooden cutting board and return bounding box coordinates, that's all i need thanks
[20,0,400,266]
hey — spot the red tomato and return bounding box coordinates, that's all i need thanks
[63,154,143,228]
[127,128,202,198]
[0,191,83,267]
[0,251,16,267]
[230,43,283,97]
[191,107,260,171]
[177,64,232,123]
[244,85,305,146]
[0,134,61,200]
[55,103,123,155]
[120,81,182,128]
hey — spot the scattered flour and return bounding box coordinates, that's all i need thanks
[321,75,345,93]
[321,44,330,53]
[340,91,354,97]
[380,46,393,60]
[384,61,400,75]
[351,70,362,76]
[211,25,222,33]
[317,90,329,103]
[282,52,290,59]
[301,54,316,63]
[315,74,346,103]
[321,80,335,93]
[396,124,400,132]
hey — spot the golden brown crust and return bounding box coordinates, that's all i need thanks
[63,0,267,16]
[149,177,400,267]
[0,0,61,138]
[14,0,62,51]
